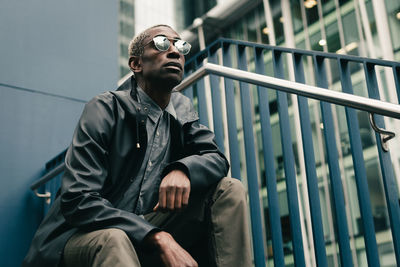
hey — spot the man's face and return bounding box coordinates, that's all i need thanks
[137,26,186,89]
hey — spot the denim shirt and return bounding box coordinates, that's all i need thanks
[116,87,177,214]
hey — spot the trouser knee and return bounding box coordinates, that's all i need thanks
[209,178,252,267]
[213,177,247,207]
[98,228,131,248]
[63,228,139,267]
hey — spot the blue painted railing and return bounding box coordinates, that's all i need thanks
[182,38,400,266]
[34,38,400,266]
[40,150,66,215]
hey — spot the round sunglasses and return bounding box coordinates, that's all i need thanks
[144,35,191,55]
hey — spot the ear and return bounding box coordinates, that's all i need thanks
[129,56,142,73]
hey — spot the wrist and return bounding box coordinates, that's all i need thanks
[144,230,171,250]
[163,162,190,179]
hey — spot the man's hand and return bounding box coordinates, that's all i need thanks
[154,169,190,212]
[145,231,198,267]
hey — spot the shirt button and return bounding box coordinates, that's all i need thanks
[156,131,159,136]
[149,161,152,166]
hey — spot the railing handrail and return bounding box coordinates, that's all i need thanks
[30,162,65,191]
[185,38,400,68]
[176,63,400,120]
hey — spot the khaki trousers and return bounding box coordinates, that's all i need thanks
[62,177,252,267]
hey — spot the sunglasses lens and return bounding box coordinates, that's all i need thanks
[152,36,191,55]
[175,40,191,55]
[153,36,170,51]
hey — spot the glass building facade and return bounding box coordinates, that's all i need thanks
[118,0,177,78]
[177,0,400,266]
[118,0,135,78]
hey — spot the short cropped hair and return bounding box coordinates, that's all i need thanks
[128,24,173,58]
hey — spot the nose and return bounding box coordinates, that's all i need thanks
[167,42,181,58]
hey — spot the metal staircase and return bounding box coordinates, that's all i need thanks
[32,38,400,267]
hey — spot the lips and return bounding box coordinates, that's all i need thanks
[164,62,183,71]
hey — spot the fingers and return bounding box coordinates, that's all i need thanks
[159,184,182,212]
[182,186,190,208]
[158,170,190,212]
[156,232,198,267]
[174,249,198,267]
[174,186,183,210]
[160,247,197,267]
[166,186,176,210]
[159,185,167,212]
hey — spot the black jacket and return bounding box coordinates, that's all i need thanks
[23,76,229,266]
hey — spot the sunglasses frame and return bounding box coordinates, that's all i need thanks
[141,35,191,55]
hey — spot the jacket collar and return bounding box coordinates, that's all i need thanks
[115,74,139,102]
[117,75,197,125]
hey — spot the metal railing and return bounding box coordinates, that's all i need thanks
[177,63,400,118]
[31,150,66,213]
[181,38,400,267]
[32,38,400,266]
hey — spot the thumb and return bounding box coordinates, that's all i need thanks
[153,202,159,212]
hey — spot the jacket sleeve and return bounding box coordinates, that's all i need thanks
[60,95,157,246]
[166,119,230,191]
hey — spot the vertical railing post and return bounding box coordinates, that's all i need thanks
[182,67,194,101]
[365,63,400,265]
[194,57,209,127]
[314,55,379,266]
[292,53,329,266]
[208,44,225,152]
[305,57,353,267]
[272,50,306,267]
[254,47,285,266]
[237,44,266,267]
[222,43,241,179]
[394,66,400,103]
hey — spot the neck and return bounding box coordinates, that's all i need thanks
[137,79,172,109]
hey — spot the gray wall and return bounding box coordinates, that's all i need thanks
[0,1,118,265]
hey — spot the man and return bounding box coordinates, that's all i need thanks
[23,24,251,267]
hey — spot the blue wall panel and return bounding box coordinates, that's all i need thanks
[0,0,118,101]
[0,1,118,266]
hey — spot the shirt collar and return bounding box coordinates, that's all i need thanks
[137,87,176,122]
[164,99,176,119]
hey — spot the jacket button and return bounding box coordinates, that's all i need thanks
[130,177,134,182]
